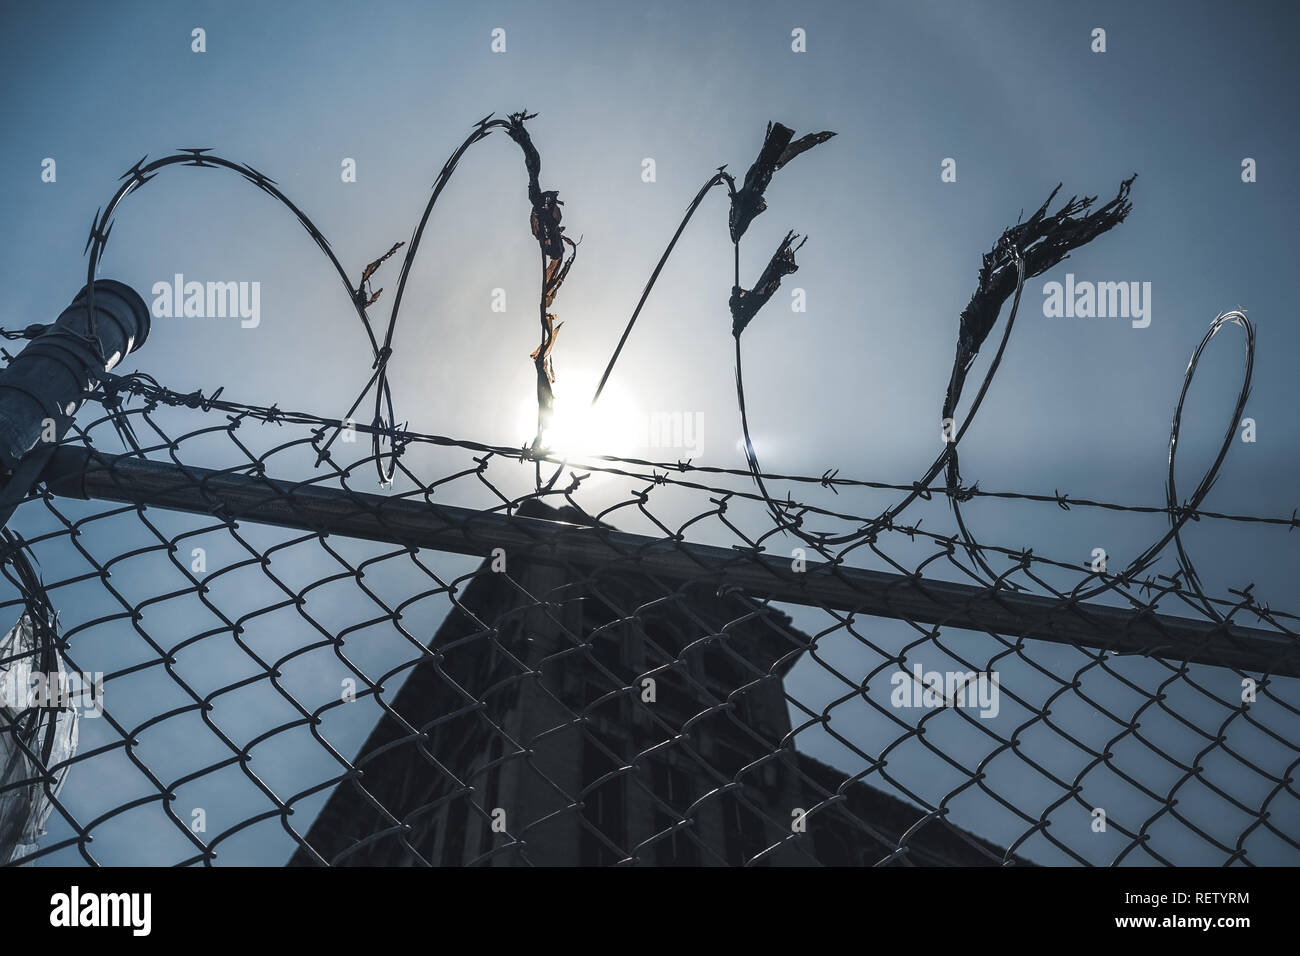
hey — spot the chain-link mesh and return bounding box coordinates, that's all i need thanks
[0,379,1295,868]
[0,108,1294,868]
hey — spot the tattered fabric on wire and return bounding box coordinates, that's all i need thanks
[730,231,806,337]
[729,122,835,242]
[0,613,78,864]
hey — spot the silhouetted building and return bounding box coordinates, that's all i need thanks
[291,502,1014,866]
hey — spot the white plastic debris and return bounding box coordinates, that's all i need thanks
[0,613,78,863]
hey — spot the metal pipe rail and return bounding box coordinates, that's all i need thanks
[30,444,1300,678]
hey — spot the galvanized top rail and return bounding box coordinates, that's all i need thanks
[35,444,1299,678]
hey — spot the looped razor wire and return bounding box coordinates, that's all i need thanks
[4,118,1295,871]
[81,112,584,490]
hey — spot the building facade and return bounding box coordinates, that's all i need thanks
[291,503,1013,867]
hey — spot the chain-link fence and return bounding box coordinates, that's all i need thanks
[0,375,1295,868]
[1,110,1295,868]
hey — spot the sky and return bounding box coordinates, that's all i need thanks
[1,0,1297,865]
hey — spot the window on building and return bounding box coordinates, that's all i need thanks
[716,742,770,865]
[720,791,769,866]
[477,737,504,859]
[651,759,700,866]
[442,790,469,866]
[579,731,627,865]
[702,647,737,689]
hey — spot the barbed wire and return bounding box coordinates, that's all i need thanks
[0,389,1293,868]
[71,112,588,490]
[1,113,1295,869]
[57,115,1282,577]
[82,371,1299,535]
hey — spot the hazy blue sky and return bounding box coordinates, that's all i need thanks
[2,0,1297,865]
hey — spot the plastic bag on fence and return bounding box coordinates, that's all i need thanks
[0,613,79,864]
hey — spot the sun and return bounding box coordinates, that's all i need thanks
[515,371,642,462]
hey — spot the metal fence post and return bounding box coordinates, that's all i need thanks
[0,280,149,528]
[0,280,149,471]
